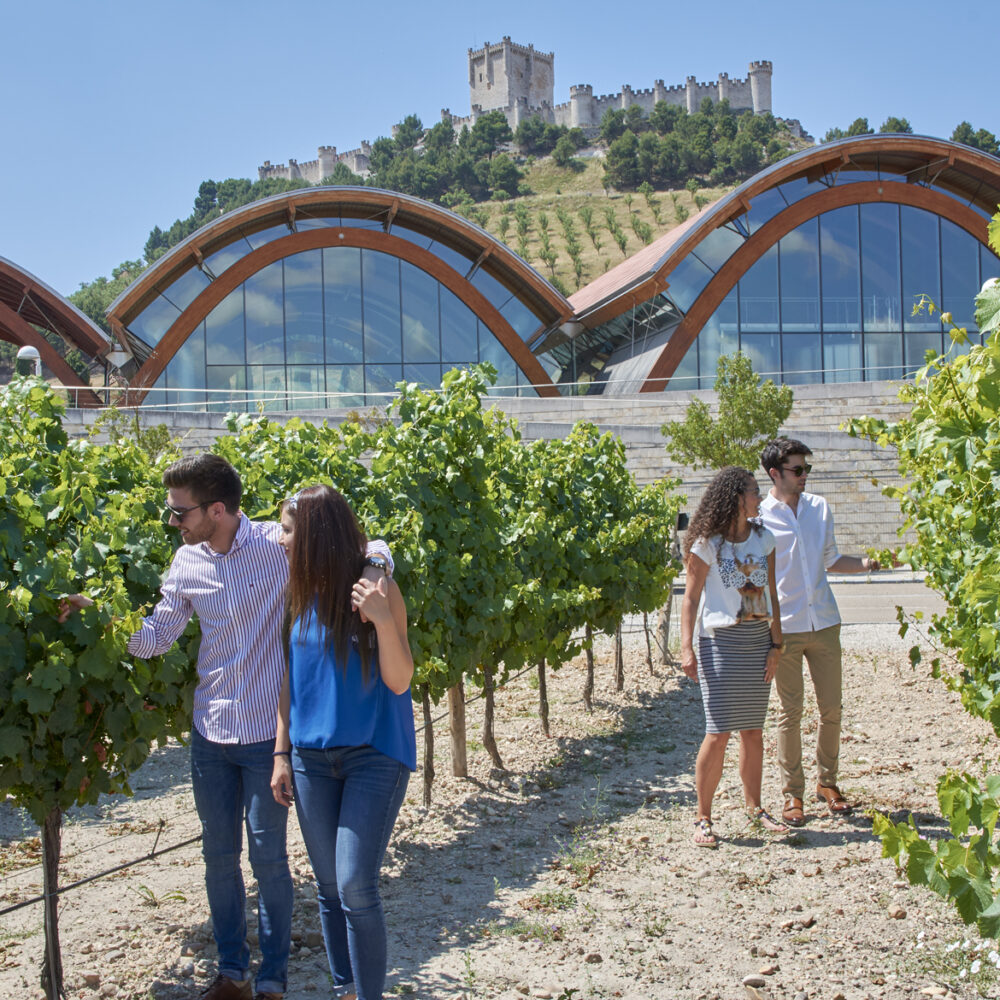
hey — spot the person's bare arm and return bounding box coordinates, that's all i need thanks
[680,553,710,682]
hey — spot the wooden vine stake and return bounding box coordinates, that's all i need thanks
[448,682,467,777]
[614,622,624,692]
[482,664,504,769]
[583,623,595,713]
[40,807,63,1000]
[537,658,549,736]
[643,612,654,673]
[421,685,435,806]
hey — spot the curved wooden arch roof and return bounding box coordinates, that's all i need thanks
[108,186,573,400]
[568,136,1000,394]
[0,255,108,405]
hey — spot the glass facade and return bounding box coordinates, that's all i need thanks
[665,204,998,389]
[150,246,539,409]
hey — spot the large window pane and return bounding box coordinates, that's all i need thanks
[905,332,943,372]
[780,218,820,331]
[900,207,940,331]
[499,295,544,341]
[245,262,285,363]
[365,363,402,403]
[324,247,363,363]
[781,333,821,385]
[400,262,440,363]
[824,333,862,383]
[165,322,206,407]
[864,332,903,381]
[939,222,979,332]
[739,245,778,332]
[441,287,479,362]
[207,365,247,412]
[698,289,738,384]
[820,207,860,331]
[283,251,324,364]
[745,187,787,235]
[326,364,364,408]
[860,203,901,331]
[739,333,780,379]
[404,363,443,388]
[248,364,287,411]
[982,244,1000,284]
[158,266,212,313]
[664,340,698,392]
[362,250,401,364]
[692,225,745,273]
[128,294,180,349]
[205,287,245,364]
[287,364,324,409]
[479,326,518,396]
[663,255,713,312]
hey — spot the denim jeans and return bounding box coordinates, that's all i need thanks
[292,745,409,1000]
[190,728,293,994]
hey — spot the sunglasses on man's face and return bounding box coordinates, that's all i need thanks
[781,463,812,477]
[164,500,219,523]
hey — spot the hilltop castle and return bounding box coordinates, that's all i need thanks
[258,39,774,184]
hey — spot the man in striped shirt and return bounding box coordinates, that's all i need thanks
[65,454,393,1000]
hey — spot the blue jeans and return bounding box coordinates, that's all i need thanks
[292,745,409,1000]
[190,729,293,994]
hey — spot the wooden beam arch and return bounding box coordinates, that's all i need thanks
[640,182,996,392]
[126,228,560,402]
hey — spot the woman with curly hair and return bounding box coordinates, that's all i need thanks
[679,466,786,847]
[270,485,415,1000]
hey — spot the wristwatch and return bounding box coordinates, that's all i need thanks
[364,555,391,576]
[770,641,786,652]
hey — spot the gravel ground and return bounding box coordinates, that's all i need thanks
[1,617,996,1000]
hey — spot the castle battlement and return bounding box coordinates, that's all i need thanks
[257,42,774,181]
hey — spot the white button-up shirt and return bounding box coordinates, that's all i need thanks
[128,515,392,744]
[759,490,841,634]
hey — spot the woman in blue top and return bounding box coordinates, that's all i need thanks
[270,485,415,1000]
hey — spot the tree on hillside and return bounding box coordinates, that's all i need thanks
[461,110,513,160]
[393,114,424,151]
[603,129,641,190]
[880,116,913,134]
[321,161,365,186]
[823,117,875,142]
[600,108,628,143]
[661,352,794,471]
[70,260,147,334]
[951,121,1000,154]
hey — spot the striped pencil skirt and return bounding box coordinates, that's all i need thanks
[697,619,772,734]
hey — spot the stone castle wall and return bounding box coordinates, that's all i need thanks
[65,380,910,557]
[259,40,774,181]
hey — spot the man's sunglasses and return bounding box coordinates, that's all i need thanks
[164,500,221,522]
[781,463,812,477]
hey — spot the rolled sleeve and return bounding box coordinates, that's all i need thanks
[821,507,841,571]
[126,572,193,659]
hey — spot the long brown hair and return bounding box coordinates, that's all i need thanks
[283,484,375,680]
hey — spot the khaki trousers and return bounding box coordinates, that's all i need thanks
[774,624,842,800]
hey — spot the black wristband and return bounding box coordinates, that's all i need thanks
[272,750,291,757]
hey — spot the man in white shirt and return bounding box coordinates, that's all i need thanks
[759,438,880,827]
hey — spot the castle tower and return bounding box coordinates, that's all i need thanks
[685,75,698,114]
[468,36,554,113]
[318,146,337,180]
[717,72,731,105]
[569,84,595,128]
[748,60,773,113]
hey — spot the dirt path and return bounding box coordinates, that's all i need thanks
[1,623,995,1000]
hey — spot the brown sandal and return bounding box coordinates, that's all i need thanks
[782,796,805,827]
[816,783,853,816]
[693,817,718,848]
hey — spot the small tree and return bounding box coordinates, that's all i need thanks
[661,352,794,471]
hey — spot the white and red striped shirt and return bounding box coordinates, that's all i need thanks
[128,515,392,744]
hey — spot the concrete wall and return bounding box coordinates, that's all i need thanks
[64,380,911,556]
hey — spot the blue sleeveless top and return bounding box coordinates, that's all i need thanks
[287,614,417,771]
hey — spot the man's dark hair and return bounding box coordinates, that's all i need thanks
[760,437,812,475]
[162,454,242,513]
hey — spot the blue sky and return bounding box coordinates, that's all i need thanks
[1,0,994,297]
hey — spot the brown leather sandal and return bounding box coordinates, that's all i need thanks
[782,796,805,827]
[816,783,853,815]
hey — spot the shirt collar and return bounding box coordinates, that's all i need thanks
[203,511,249,558]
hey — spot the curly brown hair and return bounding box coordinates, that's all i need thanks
[683,466,761,560]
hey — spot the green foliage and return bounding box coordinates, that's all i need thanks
[69,260,147,334]
[0,379,196,826]
[880,116,913,134]
[951,121,1000,155]
[823,117,875,142]
[848,213,1000,933]
[661,352,794,471]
